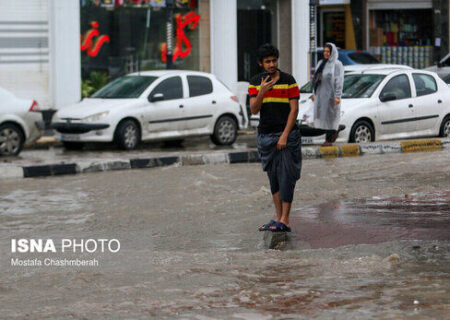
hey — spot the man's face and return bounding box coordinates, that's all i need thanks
[259,56,278,75]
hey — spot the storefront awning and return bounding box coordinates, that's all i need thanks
[367,0,432,10]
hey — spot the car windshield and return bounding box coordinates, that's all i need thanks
[348,52,380,64]
[342,74,385,98]
[91,76,158,99]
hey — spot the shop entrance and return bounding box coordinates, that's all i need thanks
[320,9,345,48]
[237,0,276,82]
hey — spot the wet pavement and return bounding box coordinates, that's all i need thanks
[0,150,449,319]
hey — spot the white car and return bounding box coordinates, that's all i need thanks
[52,70,248,150]
[0,86,43,156]
[299,69,450,143]
[250,64,413,128]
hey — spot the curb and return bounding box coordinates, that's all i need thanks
[3,138,449,180]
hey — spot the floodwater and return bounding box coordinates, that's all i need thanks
[0,152,449,319]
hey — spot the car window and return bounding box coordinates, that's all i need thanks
[380,75,411,100]
[300,81,313,93]
[443,74,450,84]
[348,52,380,64]
[341,74,385,98]
[187,76,213,97]
[150,76,183,100]
[413,74,437,97]
[91,76,157,99]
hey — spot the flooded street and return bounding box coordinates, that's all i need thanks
[1,150,449,319]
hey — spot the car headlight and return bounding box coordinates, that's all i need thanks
[83,111,109,122]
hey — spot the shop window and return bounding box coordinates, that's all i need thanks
[150,76,183,100]
[412,74,437,97]
[80,5,200,82]
[187,76,213,97]
[380,75,411,100]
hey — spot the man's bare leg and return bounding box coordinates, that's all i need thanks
[272,192,282,222]
[280,201,292,227]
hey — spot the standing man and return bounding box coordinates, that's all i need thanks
[249,44,301,232]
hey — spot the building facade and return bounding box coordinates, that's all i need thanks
[0,0,448,110]
[0,0,80,108]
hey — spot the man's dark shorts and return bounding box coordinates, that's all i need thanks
[257,128,302,203]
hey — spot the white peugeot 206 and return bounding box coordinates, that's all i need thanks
[52,70,248,150]
[299,68,450,143]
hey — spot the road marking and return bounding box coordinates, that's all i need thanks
[401,140,442,153]
[340,144,360,157]
[319,146,339,158]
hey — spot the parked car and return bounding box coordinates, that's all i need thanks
[250,65,413,128]
[0,86,43,156]
[425,53,450,79]
[316,49,380,65]
[52,70,248,150]
[298,69,450,143]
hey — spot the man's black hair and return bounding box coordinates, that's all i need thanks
[257,44,279,62]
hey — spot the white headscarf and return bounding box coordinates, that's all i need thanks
[325,42,338,80]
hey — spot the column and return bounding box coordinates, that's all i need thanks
[210,0,237,89]
[48,0,81,108]
[291,0,310,86]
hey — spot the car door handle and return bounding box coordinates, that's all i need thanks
[212,100,216,104]
[179,105,184,108]
[408,104,413,108]
[438,100,442,104]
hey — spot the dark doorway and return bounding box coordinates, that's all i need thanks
[237,9,272,81]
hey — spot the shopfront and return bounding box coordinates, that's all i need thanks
[80,0,202,84]
[367,0,434,68]
[317,0,357,50]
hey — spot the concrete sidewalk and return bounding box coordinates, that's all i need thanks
[2,136,449,180]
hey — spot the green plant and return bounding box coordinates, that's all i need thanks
[81,71,110,98]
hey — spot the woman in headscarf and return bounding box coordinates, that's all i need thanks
[311,43,344,146]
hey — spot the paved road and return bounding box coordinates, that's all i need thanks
[1,150,449,319]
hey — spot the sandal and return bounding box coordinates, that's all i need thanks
[258,219,276,231]
[268,222,291,232]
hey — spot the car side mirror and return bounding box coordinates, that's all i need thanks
[149,93,164,102]
[380,93,397,102]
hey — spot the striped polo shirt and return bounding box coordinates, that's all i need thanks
[248,70,300,134]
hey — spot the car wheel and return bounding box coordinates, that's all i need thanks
[349,120,375,143]
[0,123,24,156]
[439,115,450,137]
[115,119,140,150]
[211,116,237,145]
[62,141,85,150]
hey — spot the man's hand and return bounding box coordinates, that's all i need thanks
[334,97,341,105]
[277,134,287,150]
[260,75,275,94]
[310,95,315,102]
